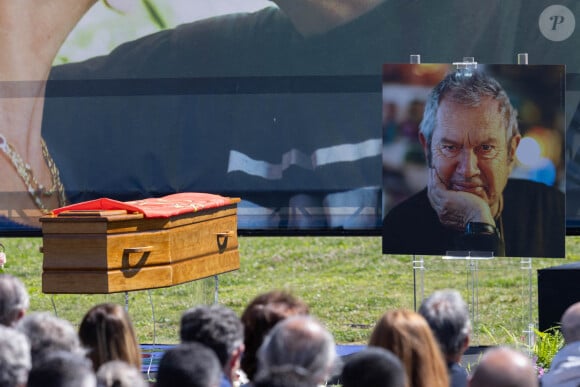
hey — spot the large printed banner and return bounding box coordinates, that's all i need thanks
[0,1,579,239]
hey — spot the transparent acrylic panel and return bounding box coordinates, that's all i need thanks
[412,256,534,349]
[46,277,216,345]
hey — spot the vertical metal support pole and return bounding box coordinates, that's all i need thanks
[413,255,425,310]
[145,289,157,381]
[409,52,423,310]
[50,295,59,317]
[521,257,534,355]
[468,258,478,333]
[409,52,422,308]
[124,291,129,312]
[214,275,219,304]
[517,55,532,353]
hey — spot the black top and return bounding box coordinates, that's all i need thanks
[448,362,468,387]
[382,179,565,258]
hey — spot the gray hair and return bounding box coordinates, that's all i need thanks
[0,325,31,387]
[16,312,85,367]
[0,274,30,327]
[419,70,519,164]
[96,360,148,387]
[255,315,337,387]
[418,289,471,358]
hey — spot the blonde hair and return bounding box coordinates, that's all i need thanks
[79,303,142,371]
[369,309,448,387]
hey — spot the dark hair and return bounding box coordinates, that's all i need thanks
[241,290,309,380]
[27,350,96,387]
[179,304,243,367]
[78,303,142,371]
[340,347,407,387]
[156,342,221,387]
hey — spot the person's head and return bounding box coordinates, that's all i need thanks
[369,308,448,387]
[96,360,148,387]
[0,274,29,327]
[560,301,580,343]
[0,325,31,387]
[27,350,97,387]
[155,342,221,387]
[340,347,407,387]
[78,303,142,372]
[179,304,244,383]
[241,290,310,381]
[468,346,537,387]
[418,70,521,217]
[16,311,84,367]
[255,315,337,387]
[418,289,471,362]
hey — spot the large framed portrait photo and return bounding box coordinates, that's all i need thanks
[382,63,566,258]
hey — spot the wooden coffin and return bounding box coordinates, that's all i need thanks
[40,198,240,294]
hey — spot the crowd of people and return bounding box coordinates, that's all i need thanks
[0,272,570,387]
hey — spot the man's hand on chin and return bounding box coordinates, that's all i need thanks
[427,168,495,231]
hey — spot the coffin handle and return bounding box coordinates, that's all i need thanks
[124,246,154,254]
[216,231,234,253]
[121,246,153,278]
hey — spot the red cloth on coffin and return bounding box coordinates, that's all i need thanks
[52,193,232,218]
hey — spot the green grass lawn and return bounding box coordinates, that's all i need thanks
[2,236,579,346]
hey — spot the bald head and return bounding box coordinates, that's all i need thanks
[561,302,580,343]
[256,316,336,386]
[469,347,537,387]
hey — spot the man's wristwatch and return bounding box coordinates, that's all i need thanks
[465,222,499,236]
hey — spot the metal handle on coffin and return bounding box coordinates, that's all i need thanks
[215,231,234,253]
[121,246,153,279]
[123,246,154,254]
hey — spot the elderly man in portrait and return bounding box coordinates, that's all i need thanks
[382,69,564,258]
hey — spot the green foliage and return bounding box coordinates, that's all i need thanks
[480,323,564,374]
[481,325,521,346]
[534,327,564,371]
